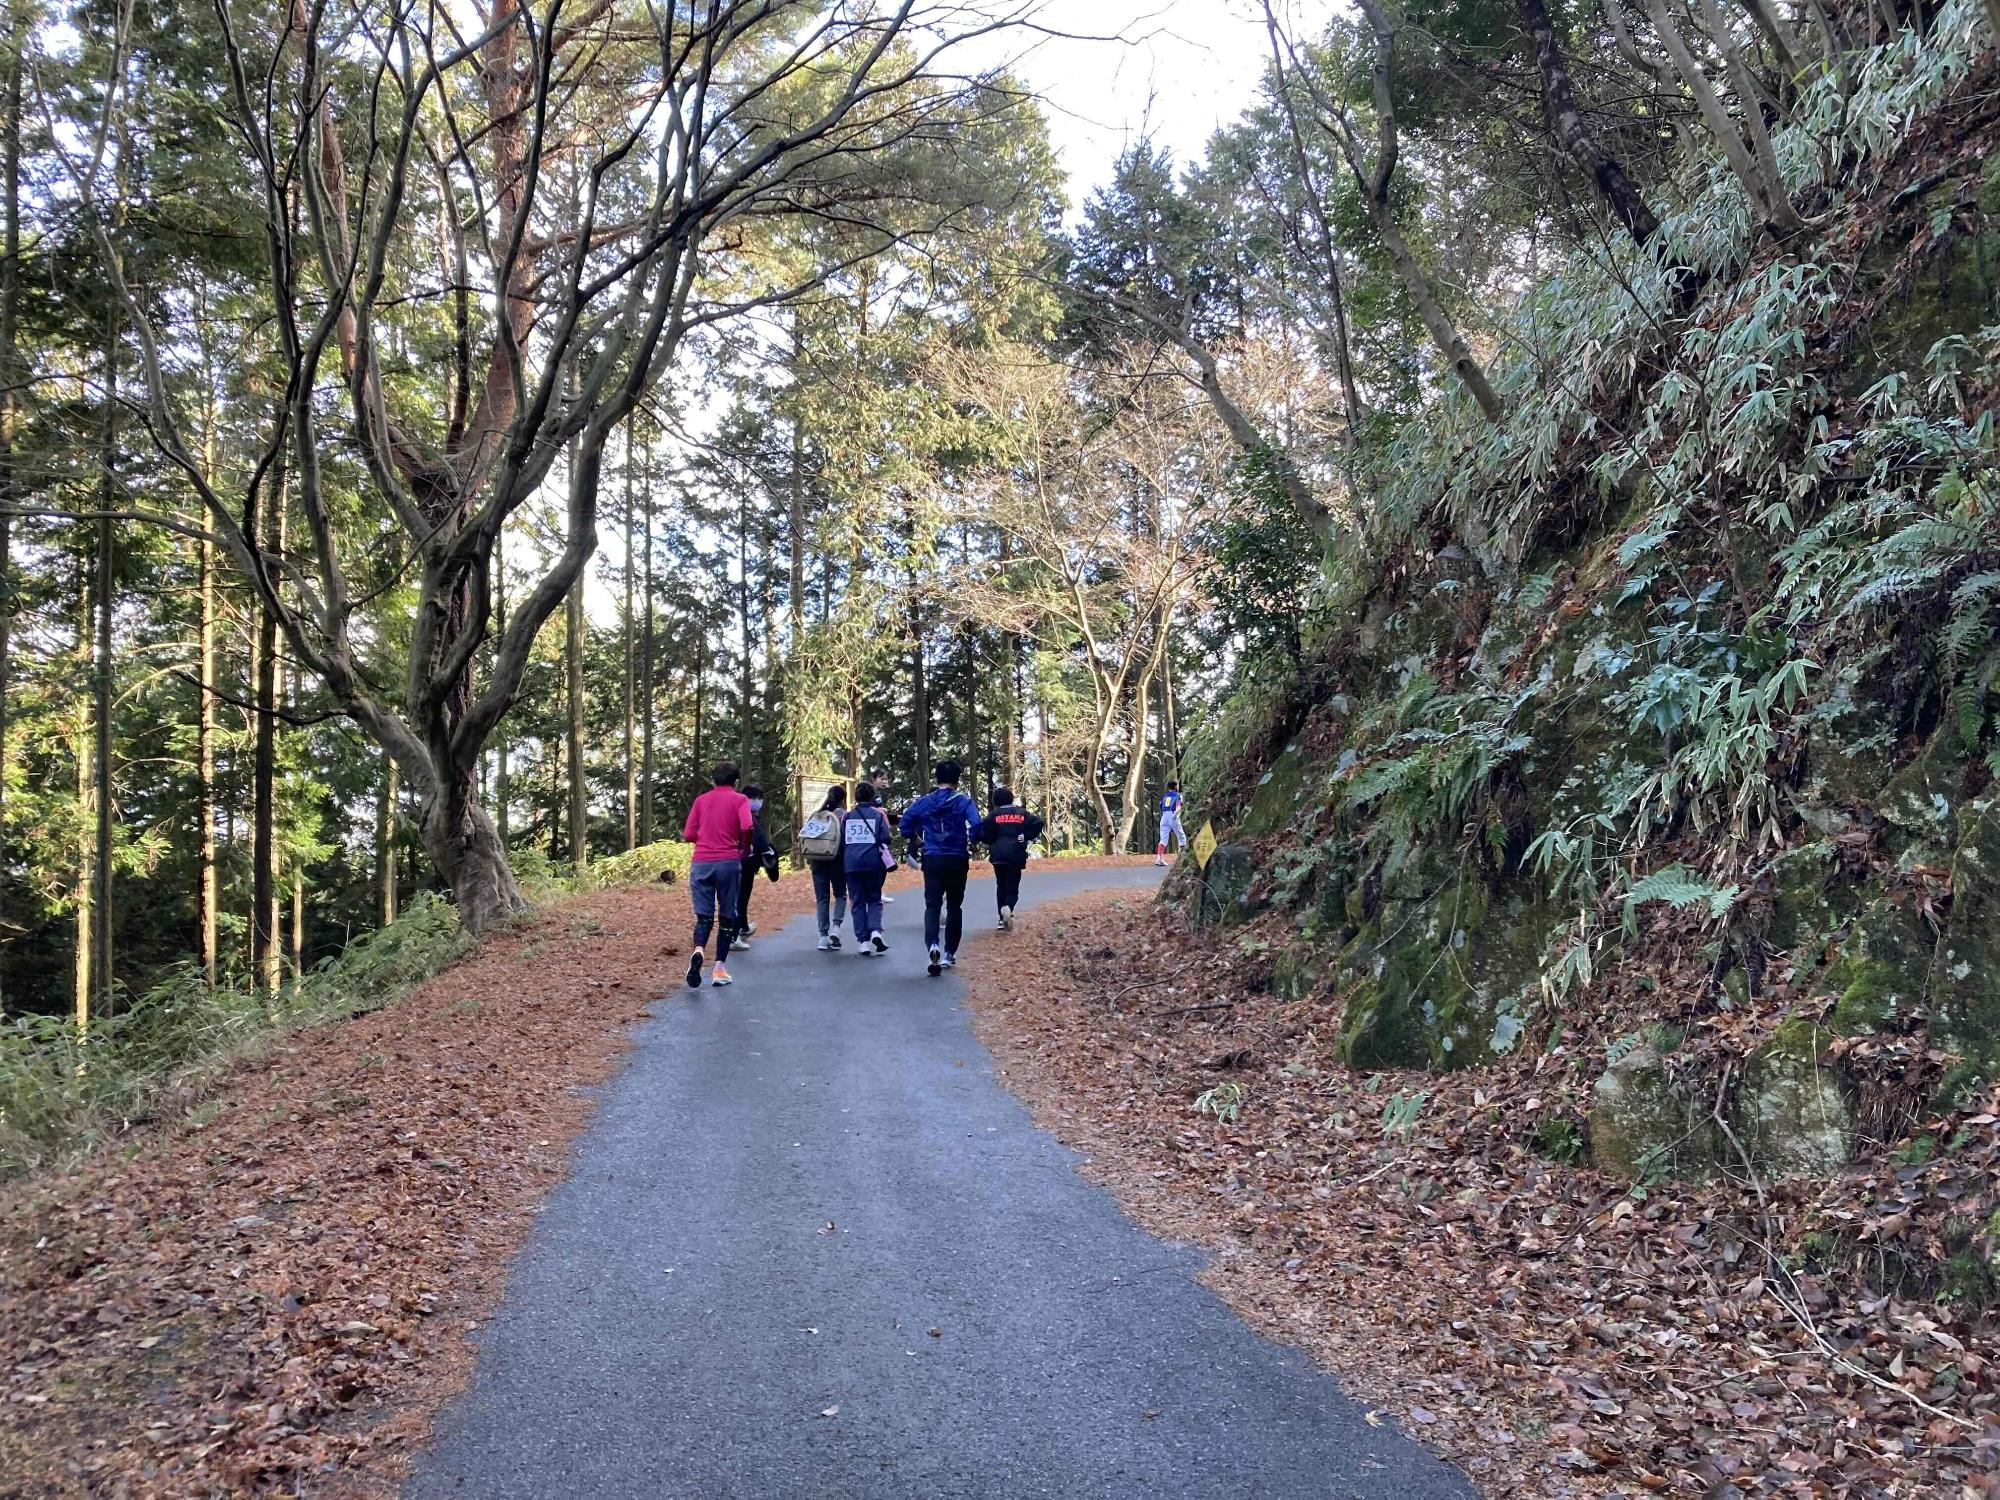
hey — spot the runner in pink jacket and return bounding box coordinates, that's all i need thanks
[681,763,753,988]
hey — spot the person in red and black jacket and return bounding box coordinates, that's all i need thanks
[975,787,1045,931]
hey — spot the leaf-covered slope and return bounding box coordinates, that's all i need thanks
[1187,2,2000,1201]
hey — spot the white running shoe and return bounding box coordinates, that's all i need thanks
[816,935,831,951]
[857,944,875,957]
[828,933,843,950]
[928,944,942,977]
[999,905,1013,931]
[733,935,752,950]
[743,921,758,937]
[710,963,733,987]
[871,931,888,954]
[941,953,956,969]
[882,893,896,903]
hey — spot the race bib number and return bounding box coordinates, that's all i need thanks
[844,817,876,845]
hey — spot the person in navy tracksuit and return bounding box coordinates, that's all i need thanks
[976,789,1045,931]
[842,782,895,955]
[899,758,981,976]
[1156,779,1188,865]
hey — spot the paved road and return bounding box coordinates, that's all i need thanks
[410,864,1475,1499]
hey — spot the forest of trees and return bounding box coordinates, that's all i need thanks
[0,0,1972,1027]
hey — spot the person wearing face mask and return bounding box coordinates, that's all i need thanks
[733,783,776,947]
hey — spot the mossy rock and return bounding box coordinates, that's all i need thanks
[1189,842,1265,930]
[1588,1044,1721,1179]
[1801,705,1896,835]
[1926,793,2000,1071]
[1765,841,1852,955]
[1334,864,1558,1070]
[1733,1029,1854,1180]
[1339,970,1435,1070]
[1876,729,1964,853]
[1843,169,2000,396]
[1270,945,1324,1002]
[1239,741,1314,838]
[1823,900,1934,1036]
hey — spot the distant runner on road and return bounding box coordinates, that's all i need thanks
[977,788,1045,931]
[1156,780,1188,866]
[681,762,753,988]
[901,759,981,977]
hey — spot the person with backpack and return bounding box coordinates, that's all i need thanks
[798,784,848,951]
[733,784,777,947]
[899,759,981,977]
[976,787,1045,931]
[680,762,753,988]
[842,781,895,955]
[1157,779,1189,866]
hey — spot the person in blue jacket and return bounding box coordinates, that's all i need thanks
[899,758,981,976]
[1156,779,1188,866]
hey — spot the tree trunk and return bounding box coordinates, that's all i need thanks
[197,443,218,985]
[0,4,18,1013]
[737,497,752,767]
[1640,0,1802,232]
[418,775,524,935]
[72,523,94,1029]
[493,527,510,847]
[622,418,637,851]
[639,452,656,844]
[252,482,283,995]
[691,640,705,795]
[93,313,116,1016]
[1263,3,1365,442]
[290,865,304,978]
[566,568,587,874]
[377,753,399,927]
[1516,0,1660,244]
[1345,0,1506,421]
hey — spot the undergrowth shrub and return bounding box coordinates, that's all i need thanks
[0,837,698,1175]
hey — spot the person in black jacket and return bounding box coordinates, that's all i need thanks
[734,784,776,946]
[975,787,1045,931]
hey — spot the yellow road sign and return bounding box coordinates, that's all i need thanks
[1192,819,1217,869]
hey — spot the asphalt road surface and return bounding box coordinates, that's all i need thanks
[409,862,1476,1499]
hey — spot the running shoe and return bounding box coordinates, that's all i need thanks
[999,905,1013,931]
[941,952,956,969]
[871,931,889,954]
[882,893,896,903]
[928,944,942,977]
[816,935,831,951]
[711,964,733,987]
[733,935,753,950]
[744,921,758,937]
[828,933,843,950]
[685,951,704,988]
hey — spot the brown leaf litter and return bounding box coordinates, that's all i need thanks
[964,889,2000,1500]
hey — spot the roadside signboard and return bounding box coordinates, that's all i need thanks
[800,775,845,830]
[1193,819,1218,869]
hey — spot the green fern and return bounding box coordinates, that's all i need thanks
[1621,865,1740,935]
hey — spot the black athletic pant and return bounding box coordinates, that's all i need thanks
[994,860,1023,914]
[922,855,969,955]
[736,855,759,929]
